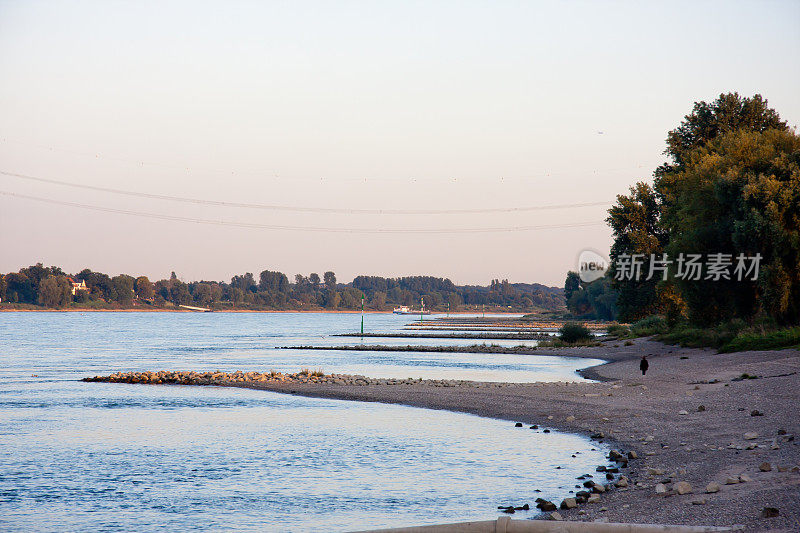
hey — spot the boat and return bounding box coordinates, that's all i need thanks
[392,306,431,315]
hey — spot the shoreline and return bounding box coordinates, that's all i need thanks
[0,307,524,314]
[84,338,800,531]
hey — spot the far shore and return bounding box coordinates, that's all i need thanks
[84,338,800,531]
[0,307,525,314]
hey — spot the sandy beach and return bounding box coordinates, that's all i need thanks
[152,338,800,532]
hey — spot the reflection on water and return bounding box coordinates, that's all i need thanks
[0,312,607,532]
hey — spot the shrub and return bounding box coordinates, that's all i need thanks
[720,327,800,353]
[558,322,593,343]
[630,316,668,336]
[606,323,630,338]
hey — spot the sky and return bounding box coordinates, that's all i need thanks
[1,0,798,286]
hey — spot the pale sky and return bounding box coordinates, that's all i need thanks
[1,1,798,286]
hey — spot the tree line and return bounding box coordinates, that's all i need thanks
[566,93,799,328]
[0,265,565,312]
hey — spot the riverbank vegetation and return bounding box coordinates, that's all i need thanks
[563,93,800,351]
[0,266,564,313]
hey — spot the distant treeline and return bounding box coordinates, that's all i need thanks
[0,264,565,312]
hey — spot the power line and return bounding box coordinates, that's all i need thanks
[1,170,613,215]
[0,189,607,234]
[0,136,651,183]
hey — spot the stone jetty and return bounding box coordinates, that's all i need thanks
[82,370,527,388]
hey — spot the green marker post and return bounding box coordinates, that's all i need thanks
[360,296,364,336]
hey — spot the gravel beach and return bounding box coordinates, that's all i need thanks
[88,338,800,531]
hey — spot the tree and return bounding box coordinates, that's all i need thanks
[232,272,257,293]
[325,290,340,309]
[170,280,191,305]
[135,276,155,301]
[294,274,308,291]
[659,128,800,324]
[564,271,581,304]
[605,92,796,326]
[111,275,135,304]
[606,182,668,321]
[309,273,320,290]
[323,271,337,291]
[258,270,288,293]
[660,92,786,172]
[564,273,617,321]
[37,276,71,308]
[4,272,33,303]
[193,283,213,306]
[77,269,114,300]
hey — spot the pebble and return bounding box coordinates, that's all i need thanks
[655,483,667,494]
[678,410,689,415]
[691,499,707,505]
[743,432,759,440]
[549,512,563,521]
[761,507,779,518]
[560,498,577,509]
[759,462,772,472]
[674,481,693,495]
[705,482,720,493]
[725,477,739,485]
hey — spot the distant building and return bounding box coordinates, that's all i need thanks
[67,278,89,296]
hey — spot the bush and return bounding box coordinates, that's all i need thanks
[606,323,630,338]
[720,327,800,353]
[630,316,668,337]
[658,320,745,348]
[558,322,593,343]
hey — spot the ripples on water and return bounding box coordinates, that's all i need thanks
[0,312,607,531]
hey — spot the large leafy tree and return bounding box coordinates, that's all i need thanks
[606,182,667,321]
[37,276,72,308]
[659,128,800,324]
[607,92,795,325]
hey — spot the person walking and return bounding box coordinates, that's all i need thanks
[640,355,649,376]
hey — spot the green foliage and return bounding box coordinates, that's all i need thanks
[606,182,667,321]
[134,276,154,301]
[564,273,617,320]
[564,271,580,303]
[37,276,72,308]
[719,327,800,353]
[605,92,799,328]
[657,320,745,348]
[659,128,800,325]
[2,263,566,312]
[629,315,668,336]
[558,322,593,343]
[605,323,630,337]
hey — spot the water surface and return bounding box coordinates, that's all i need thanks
[0,312,607,532]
